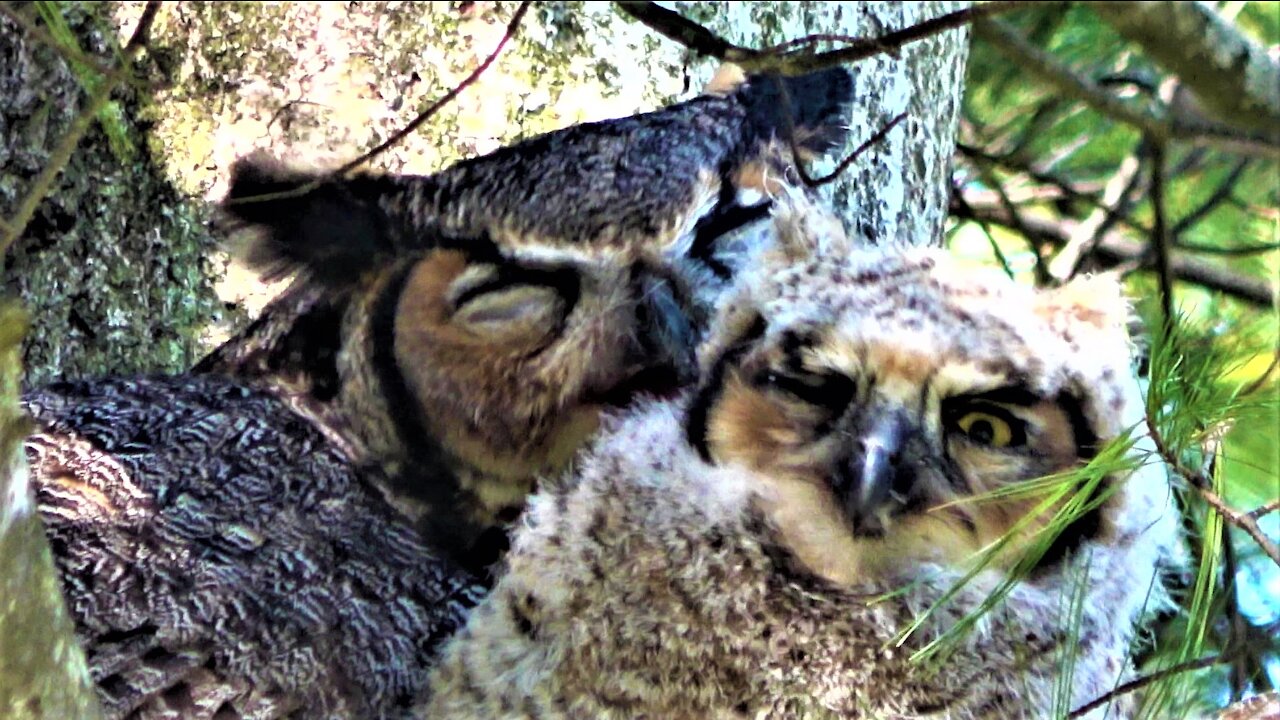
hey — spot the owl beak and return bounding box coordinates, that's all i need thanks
[835,410,912,536]
[592,270,699,407]
[632,270,699,385]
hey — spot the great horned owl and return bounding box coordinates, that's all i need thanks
[27,68,855,718]
[195,66,855,571]
[25,374,484,719]
[422,192,1182,719]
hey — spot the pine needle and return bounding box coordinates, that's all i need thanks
[32,1,135,162]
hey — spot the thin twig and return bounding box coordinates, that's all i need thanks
[333,0,531,177]
[763,1,1053,74]
[0,0,161,258]
[1238,351,1279,398]
[1174,240,1280,256]
[1203,438,1259,703]
[956,142,1152,236]
[1218,501,1254,702]
[952,197,1277,307]
[795,112,908,187]
[615,1,1051,75]
[1067,654,1230,718]
[959,151,1053,284]
[975,18,1280,159]
[226,0,532,207]
[1149,139,1175,325]
[1006,102,1079,164]
[1144,405,1280,567]
[1171,159,1252,236]
[949,180,1017,280]
[1248,499,1280,520]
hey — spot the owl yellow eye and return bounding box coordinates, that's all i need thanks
[953,410,1023,448]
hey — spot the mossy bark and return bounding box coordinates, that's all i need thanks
[0,301,100,719]
[1,3,226,387]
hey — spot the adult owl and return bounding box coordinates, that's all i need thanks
[26,67,855,718]
[422,190,1182,719]
[196,64,855,571]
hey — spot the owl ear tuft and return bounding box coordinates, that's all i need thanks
[219,152,400,288]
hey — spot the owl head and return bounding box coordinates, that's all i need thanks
[220,156,697,560]
[685,190,1176,585]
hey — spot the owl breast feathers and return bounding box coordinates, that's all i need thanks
[422,192,1182,719]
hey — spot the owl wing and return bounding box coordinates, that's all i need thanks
[26,374,483,720]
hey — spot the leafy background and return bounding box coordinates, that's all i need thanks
[953,3,1278,716]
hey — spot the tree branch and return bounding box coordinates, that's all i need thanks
[1046,142,1145,280]
[974,19,1280,159]
[1170,159,1251,237]
[1089,2,1280,134]
[1141,405,1280,568]
[1068,654,1230,719]
[1248,499,1280,521]
[1149,140,1175,325]
[956,142,1124,224]
[958,151,1052,283]
[1194,484,1280,568]
[957,145,1276,260]
[612,2,754,63]
[615,1,1051,75]
[952,197,1277,307]
[1174,240,1280,257]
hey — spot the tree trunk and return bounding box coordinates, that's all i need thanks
[0,301,101,719]
[5,2,968,383]
[0,3,226,387]
[121,1,970,328]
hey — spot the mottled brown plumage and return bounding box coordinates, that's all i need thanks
[423,192,1182,719]
[26,374,483,720]
[196,66,856,571]
[30,68,856,719]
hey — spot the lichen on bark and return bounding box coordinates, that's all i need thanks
[1,2,225,387]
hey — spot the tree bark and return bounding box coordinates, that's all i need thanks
[0,3,225,387]
[0,301,101,719]
[1090,2,1280,135]
[123,1,970,330]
